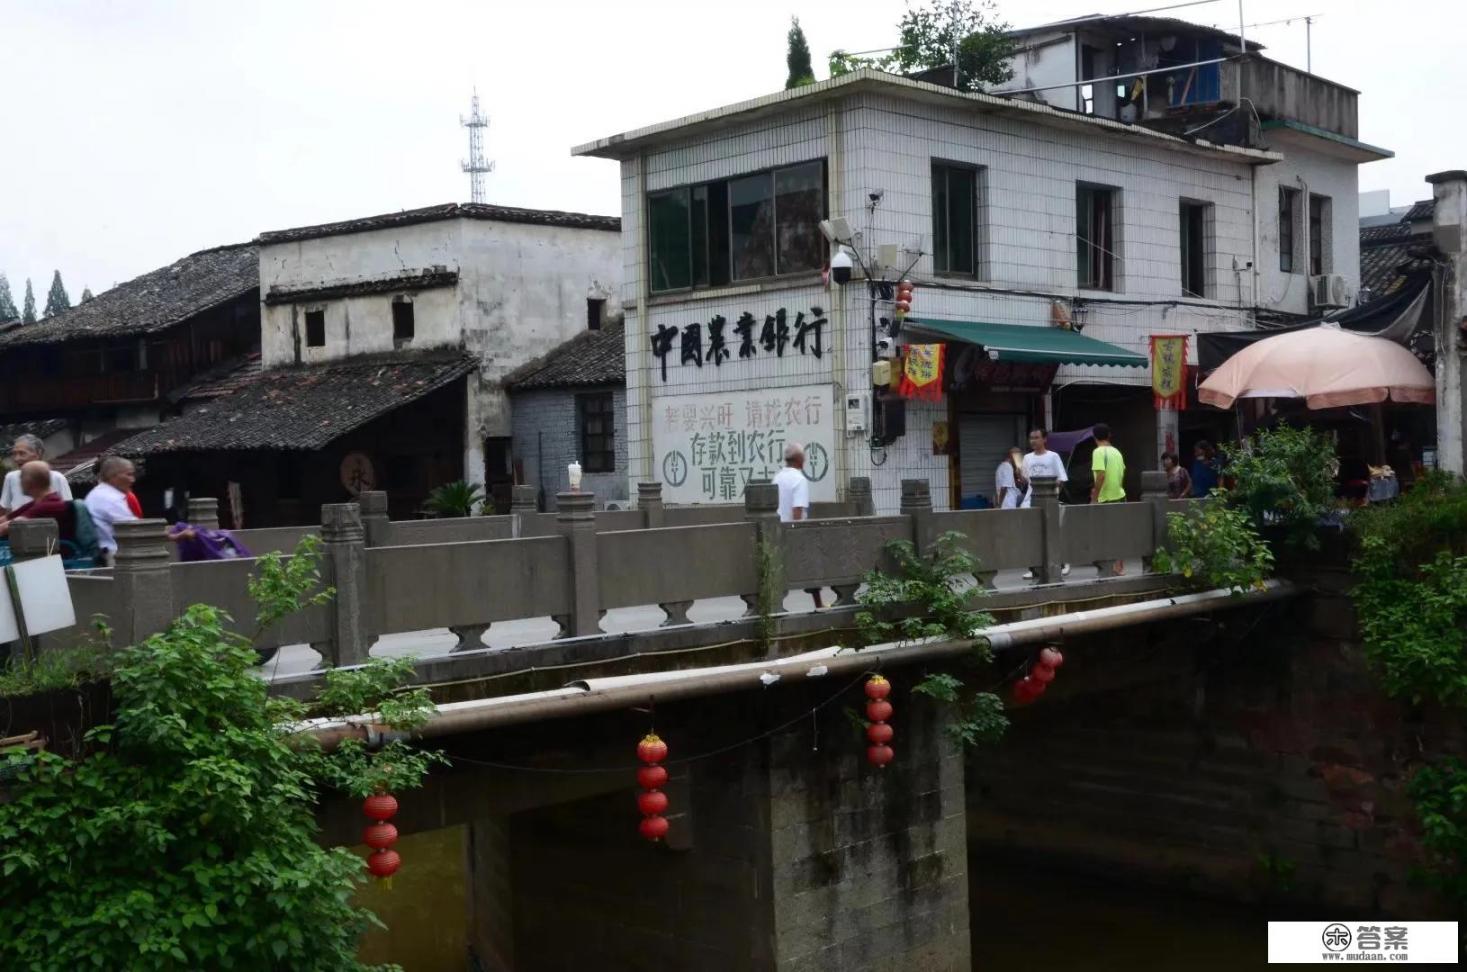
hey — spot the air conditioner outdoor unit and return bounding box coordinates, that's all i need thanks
[1310,274,1349,309]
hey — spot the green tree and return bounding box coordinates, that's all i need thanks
[0,539,439,971]
[43,270,69,317]
[0,273,17,321]
[20,278,36,324]
[830,0,1013,92]
[786,17,815,89]
[81,286,94,302]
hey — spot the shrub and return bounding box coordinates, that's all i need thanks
[423,480,485,518]
[1152,500,1275,594]
[1222,425,1337,547]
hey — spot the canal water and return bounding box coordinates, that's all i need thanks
[353,828,1275,970]
[970,855,1271,970]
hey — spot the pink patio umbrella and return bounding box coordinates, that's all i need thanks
[1199,324,1436,410]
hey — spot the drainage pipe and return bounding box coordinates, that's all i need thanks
[301,580,1295,751]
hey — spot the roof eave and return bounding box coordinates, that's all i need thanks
[1261,119,1393,163]
[572,69,1281,166]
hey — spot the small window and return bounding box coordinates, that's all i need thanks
[933,162,981,277]
[305,309,326,348]
[1309,194,1332,276]
[392,300,414,344]
[1279,187,1299,273]
[107,343,136,373]
[587,298,605,331]
[1077,184,1117,291]
[577,393,616,474]
[1179,200,1212,298]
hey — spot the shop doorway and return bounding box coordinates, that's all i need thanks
[957,412,1027,508]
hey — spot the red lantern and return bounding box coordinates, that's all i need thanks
[363,821,398,850]
[867,744,895,767]
[363,793,398,822]
[637,789,669,816]
[1012,677,1038,703]
[1030,663,1055,684]
[637,764,669,790]
[367,849,401,879]
[1039,647,1064,669]
[865,675,891,700]
[639,814,670,842]
[866,699,893,723]
[866,722,894,745]
[636,733,668,764]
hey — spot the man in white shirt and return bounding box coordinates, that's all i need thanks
[1020,428,1070,578]
[772,442,824,608]
[84,456,139,562]
[0,434,72,514]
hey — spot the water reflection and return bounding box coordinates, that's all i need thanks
[356,825,467,972]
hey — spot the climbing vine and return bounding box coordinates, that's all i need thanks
[856,532,1007,747]
[0,539,440,971]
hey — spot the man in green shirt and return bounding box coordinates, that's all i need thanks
[1090,423,1127,575]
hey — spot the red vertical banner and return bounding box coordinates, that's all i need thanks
[897,344,944,402]
[1150,335,1189,411]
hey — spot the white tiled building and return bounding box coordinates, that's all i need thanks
[576,37,1386,513]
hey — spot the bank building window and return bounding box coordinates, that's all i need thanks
[647,159,826,293]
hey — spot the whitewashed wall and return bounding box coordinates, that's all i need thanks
[993,36,1079,111]
[1252,137,1363,317]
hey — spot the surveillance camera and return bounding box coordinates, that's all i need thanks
[830,248,853,286]
[868,189,884,204]
[875,336,896,358]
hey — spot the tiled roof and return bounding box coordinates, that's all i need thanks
[1360,222,1416,244]
[0,244,258,349]
[504,319,625,390]
[0,418,69,450]
[114,351,477,455]
[1403,199,1435,223]
[168,351,263,403]
[1360,235,1433,297]
[54,428,148,486]
[264,268,458,306]
[258,203,620,245]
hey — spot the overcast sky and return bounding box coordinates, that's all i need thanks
[1,0,1461,299]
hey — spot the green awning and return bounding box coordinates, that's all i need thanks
[906,318,1147,367]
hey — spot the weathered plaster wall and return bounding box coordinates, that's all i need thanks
[1253,138,1364,316]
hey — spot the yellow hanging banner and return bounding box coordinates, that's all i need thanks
[898,344,944,402]
[1150,334,1188,410]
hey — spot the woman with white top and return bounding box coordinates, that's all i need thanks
[994,447,1026,509]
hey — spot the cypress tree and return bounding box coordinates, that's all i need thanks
[0,273,17,321]
[21,279,36,324]
[43,270,70,317]
[81,287,94,302]
[786,17,815,89]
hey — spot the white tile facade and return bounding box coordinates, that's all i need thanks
[613,88,1361,513]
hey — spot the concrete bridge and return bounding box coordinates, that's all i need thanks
[14,472,1363,969]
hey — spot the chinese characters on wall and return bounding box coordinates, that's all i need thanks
[652,385,835,505]
[650,307,827,381]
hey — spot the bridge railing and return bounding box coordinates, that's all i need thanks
[36,472,1187,665]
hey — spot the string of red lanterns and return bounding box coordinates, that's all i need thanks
[865,674,895,767]
[1011,646,1064,705]
[362,791,401,880]
[636,732,670,842]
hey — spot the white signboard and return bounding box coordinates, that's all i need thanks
[652,384,836,505]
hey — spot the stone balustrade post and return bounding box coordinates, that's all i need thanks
[848,476,875,517]
[185,497,220,531]
[357,490,391,548]
[1029,476,1064,585]
[1139,469,1170,573]
[320,503,371,666]
[900,479,933,553]
[113,518,175,644]
[511,485,538,514]
[555,492,602,638]
[9,518,58,562]
[741,481,781,617]
[638,482,665,530]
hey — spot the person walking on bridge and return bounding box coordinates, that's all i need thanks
[1090,423,1127,576]
[774,442,825,609]
[1021,429,1069,579]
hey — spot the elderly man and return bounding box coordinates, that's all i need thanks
[773,442,826,609]
[85,455,139,561]
[0,461,76,541]
[0,434,72,515]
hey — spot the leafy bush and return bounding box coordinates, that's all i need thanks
[912,672,1008,748]
[856,531,993,647]
[423,480,485,518]
[1408,758,1467,904]
[0,541,437,971]
[1222,425,1337,546]
[1152,501,1275,593]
